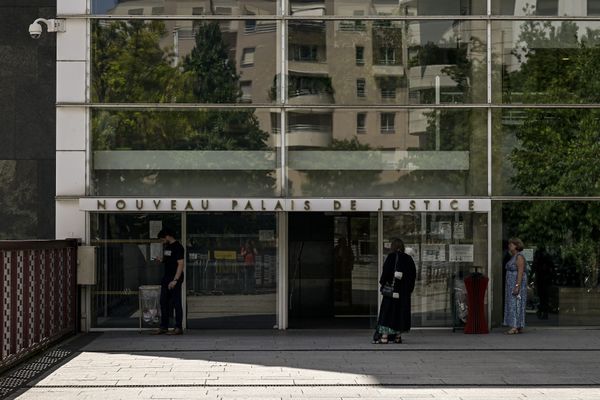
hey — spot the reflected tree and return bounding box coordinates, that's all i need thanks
[91,20,275,195]
[506,20,600,287]
[397,35,487,195]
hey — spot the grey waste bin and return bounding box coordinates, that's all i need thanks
[138,285,161,331]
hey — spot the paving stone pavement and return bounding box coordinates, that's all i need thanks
[5,328,600,400]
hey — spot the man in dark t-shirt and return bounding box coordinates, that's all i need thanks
[153,227,184,335]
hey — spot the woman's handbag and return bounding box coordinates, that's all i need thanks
[380,253,399,298]
[380,281,395,298]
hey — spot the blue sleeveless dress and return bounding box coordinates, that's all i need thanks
[503,252,528,328]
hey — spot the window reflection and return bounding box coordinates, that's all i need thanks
[91,109,279,196]
[92,19,486,106]
[493,108,600,196]
[493,0,600,16]
[92,20,278,104]
[92,0,278,16]
[288,0,486,16]
[286,108,487,197]
[495,201,600,326]
[287,20,486,106]
[493,20,600,104]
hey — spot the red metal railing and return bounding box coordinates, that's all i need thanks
[0,240,78,372]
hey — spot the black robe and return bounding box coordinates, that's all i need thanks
[377,251,417,332]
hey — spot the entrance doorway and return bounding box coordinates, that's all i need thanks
[288,212,378,328]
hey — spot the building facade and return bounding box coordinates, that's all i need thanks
[55,0,600,331]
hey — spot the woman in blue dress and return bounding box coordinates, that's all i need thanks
[503,237,527,334]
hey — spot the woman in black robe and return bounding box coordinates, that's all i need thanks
[373,238,417,344]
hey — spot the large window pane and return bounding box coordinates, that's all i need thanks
[92,0,279,16]
[287,20,486,105]
[91,213,182,328]
[492,20,600,104]
[186,213,277,329]
[92,20,279,104]
[384,212,488,328]
[91,108,280,196]
[492,0,600,16]
[492,201,600,326]
[289,0,486,16]
[493,108,600,196]
[287,108,487,197]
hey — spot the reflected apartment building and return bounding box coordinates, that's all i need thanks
[57,0,600,332]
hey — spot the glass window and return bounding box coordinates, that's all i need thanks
[241,48,255,66]
[91,20,279,104]
[378,47,398,65]
[356,113,367,134]
[288,213,379,328]
[92,1,278,16]
[287,20,487,105]
[290,45,319,62]
[186,213,278,329]
[384,212,489,327]
[91,108,280,197]
[492,20,600,104]
[492,201,600,327]
[90,213,182,328]
[289,0,486,16]
[380,112,396,133]
[240,81,252,102]
[590,0,600,16]
[493,0,595,16]
[380,82,397,100]
[286,108,487,197]
[493,108,600,196]
[355,46,365,65]
[356,79,366,97]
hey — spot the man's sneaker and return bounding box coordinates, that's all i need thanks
[167,328,183,335]
[151,328,168,335]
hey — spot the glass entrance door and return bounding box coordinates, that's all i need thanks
[185,212,278,329]
[383,212,488,327]
[288,212,378,328]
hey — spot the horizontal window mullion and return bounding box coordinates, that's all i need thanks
[70,14,600,21]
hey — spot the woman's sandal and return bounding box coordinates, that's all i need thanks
[505,328,519,335]
[376,336,389,344]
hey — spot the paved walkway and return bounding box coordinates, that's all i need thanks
[5,328,600,399]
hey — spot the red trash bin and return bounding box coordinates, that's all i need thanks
[463,272,489,334]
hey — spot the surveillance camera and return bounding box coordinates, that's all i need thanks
[28,18,65,39]
[29,22,43,39]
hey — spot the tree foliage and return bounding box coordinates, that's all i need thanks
[92,20,269,151]
[91,20,273,194]
[505,20,600,285]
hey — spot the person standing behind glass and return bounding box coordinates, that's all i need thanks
[241,240,257,294]
[153,227,184,335]
[373,238,416,344]
[504,237,527,334]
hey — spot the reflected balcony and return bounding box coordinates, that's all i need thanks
[288,61,329,76]
[408,64,457,91]
[373,64,405,76]
[271,124,332,148]
[287,89,334,104]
